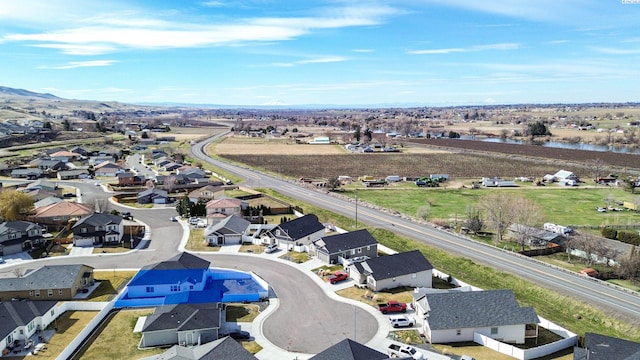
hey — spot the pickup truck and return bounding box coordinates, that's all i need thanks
[327,271,349,284]
[387,344,424,359]
[378,300,407,314]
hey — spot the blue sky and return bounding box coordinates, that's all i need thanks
[1,0,639,106]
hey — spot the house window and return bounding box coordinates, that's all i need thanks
[146,286,154,293]
[81,228,87,233]
[358,248,362,253]
[456,330,461,336]
[190,285,194,290]
[412,273,417,279]
[35,290,40,297]
[59,289,63,295]
[170,285,179,292]
[50,310,55,316]
[28,322,34,332]
[491,327,498,335]
[351,249,355,255]
[29,291,33,296]
[367,245,370,251]
[48,289,53,297]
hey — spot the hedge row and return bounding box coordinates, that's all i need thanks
[601,227,640,245]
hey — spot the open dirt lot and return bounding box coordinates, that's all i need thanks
[212,135,347,155]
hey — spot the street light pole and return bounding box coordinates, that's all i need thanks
[355,195,358,229]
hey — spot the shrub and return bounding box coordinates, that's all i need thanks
[617,231,640,246]
[601,227,618,239]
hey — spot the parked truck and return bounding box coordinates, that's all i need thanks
[327,271,349,284]
[378,300,407,314]
[387,344,424,359]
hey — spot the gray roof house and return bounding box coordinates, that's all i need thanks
[139,303,222,348]
[311,229,378,265]
[508,224,565,247]
[71,213,124,247]
[268,214,325,249]
[0,300,60,355]
[10,168,42,179]
[204,214,251,246]
[0,264,94,301]
[309,338,390,360]
[137,188,170,204]
[574,332,640,360]
[348,250,433,291]
[139,336,258,360]
[416,289,539,344]
[0,221,45,255]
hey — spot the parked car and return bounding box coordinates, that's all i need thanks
[327,271,349,284]
[387,344,424,359]
[378,300,407,314]
[169,216,177,222]
[264,243,279,253]
[196,220,207,228]
[189,217,200,225]
[388,314,414,328]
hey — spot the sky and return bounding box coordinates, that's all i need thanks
[1,0,640,107]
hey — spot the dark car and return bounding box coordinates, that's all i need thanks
[226,330,250,340]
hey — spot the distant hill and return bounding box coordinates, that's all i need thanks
[0,86,60,100]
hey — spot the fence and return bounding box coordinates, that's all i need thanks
[56,301,113,360]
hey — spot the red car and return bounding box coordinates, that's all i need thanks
[327,271,349,284]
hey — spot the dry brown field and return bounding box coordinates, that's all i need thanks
[170,126,227,142]
[212,135,347,155]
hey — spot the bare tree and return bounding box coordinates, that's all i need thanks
[480,192,517,244]
[616,246,640,283]
[589,158,608,185]
[416,205,431,221]
[464,206,483,234]
[511,197,544,250]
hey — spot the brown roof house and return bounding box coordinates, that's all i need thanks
[188,185,226,204]
[205,198,247,222]
[0,264,94,301]
[28,201,93,228]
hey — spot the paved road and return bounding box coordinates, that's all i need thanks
[191,133,640,324]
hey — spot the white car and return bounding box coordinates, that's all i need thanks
[189,217,200,225]
[388,314,414,328]
[264,244,279,253]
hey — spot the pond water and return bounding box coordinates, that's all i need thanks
[460,136,640,155]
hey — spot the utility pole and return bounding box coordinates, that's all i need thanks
[355,195,358,229]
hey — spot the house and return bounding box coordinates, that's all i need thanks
[29,158,66,171]
[10,168,42,179]
[177,166,207,179]
[71,213,124,247]
[416,289,539,344]
[163,162,182,172]
[138,336,258,360]
[89,155,116,166]
[28,201,93,228]
[544,170,579,185]
[204,214,251,246]
[347,250,432,291]
[137,188,170,204]
[0,300,60,355]
[57,169,90,180]
[308,136,331,145]
[127,253,210,299]
[93,161,124,177]
[573,332,640,360]
[268,214,325,250]
[188,185,226,204]
[118,172,146,186]
[205,198,246,219]
[0,264,94,301]
[507,224,565,247]
[33,196,63,209]
[24,179,58,192]
[311,229,378,265]
[0,221,45,255]
[309,338,389,360]
[48,150,82,161]
[138,303,222,348]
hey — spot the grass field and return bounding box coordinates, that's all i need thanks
[343,187,639,227]
[88,271,137,302]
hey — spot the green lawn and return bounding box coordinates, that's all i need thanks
[345,187,639,227]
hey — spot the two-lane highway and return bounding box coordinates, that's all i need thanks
[192,133,640,323]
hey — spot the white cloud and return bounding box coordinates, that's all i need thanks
[592,47,640,55]
[1,3,399,55]
[407,43,520,55]
[37,60,118,70]
[298,56,348,64]
[352,49,374,53]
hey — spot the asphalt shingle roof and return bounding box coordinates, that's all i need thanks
[309,338,389,360]
[314,229,378,255]
[425,289,539,330]
[0,264,92,291]
[142,303,221,332]
[362,250,432,281]
[275,214,324,241]
[139,336,257,360]
[577,333,640,360]
[0,300,58,340]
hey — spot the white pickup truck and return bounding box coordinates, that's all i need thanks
[387,344,424,359]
